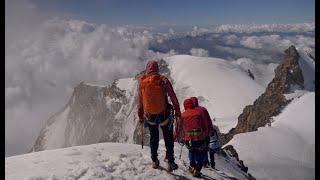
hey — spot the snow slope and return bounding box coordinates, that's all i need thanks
[227,92,315,180]
[232,58,277,87]
[6,141,248,180]
[297,50,315,91]
[165,55,265,133]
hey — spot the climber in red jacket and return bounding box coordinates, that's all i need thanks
[180,98,208,177]
[190,97,216,169]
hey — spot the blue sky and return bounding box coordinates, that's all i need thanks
[28,0,315,25]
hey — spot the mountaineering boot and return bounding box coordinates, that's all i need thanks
[152,159,160,169]
[192,164,202,178]
[203,159,209,168]
[167,162,178,172]
[210,161,215,169]
[188,165,196,174]
[188,161,196,173]
[192,169,201,178]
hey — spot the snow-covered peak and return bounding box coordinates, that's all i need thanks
[164,55,265,133]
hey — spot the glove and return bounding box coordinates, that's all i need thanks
[178,140,185,146]
[138,118,144,126]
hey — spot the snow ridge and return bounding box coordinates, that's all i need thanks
[6,141,249,180]
[228,92,315,180]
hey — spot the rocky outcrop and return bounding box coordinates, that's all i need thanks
[222,145,248,173]
[247,69,254,80]
[220,145,256,179]
[221,45,304,145]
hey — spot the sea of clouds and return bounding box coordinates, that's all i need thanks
[5,0,170,156]
[5,16,181,156]
[5,1,314,157]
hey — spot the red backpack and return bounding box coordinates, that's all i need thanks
[182,109,206,141]
[139,74,167,115]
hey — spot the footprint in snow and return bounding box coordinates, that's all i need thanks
[32,161,41,164]
[68,160,80,165]
[64,151,82,156]
[96,154,110,162]
[119,154,127,158]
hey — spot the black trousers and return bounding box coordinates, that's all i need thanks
[204,149,215,166]
[209,149,215,166]
[148,121,175,163]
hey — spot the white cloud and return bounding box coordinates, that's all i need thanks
[213,23,315,33]
[223,34,239,45]
[240,34,314,54]
[190,48,209,57]
[293,35,315,51]
[5,18,155,156]
[189,26,209,37]
[240,36,264,49]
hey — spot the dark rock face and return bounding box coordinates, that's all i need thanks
[221,45,304,145]
[247,69,254,80]
[221,145,253,178]
[248,173,257,180]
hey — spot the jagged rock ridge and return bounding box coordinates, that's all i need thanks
[221,45,304,145]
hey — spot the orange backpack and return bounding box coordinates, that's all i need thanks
[140,74,167,115]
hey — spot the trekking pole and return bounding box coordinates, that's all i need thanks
[140,119,144,149]
[175,116,184,160]
[179,143,184,159]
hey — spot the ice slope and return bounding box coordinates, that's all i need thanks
[165,55,265,133]
[227,92,315,180]
[6,141,248,180]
